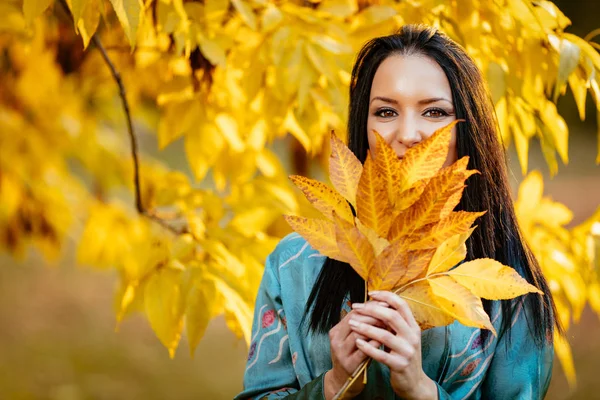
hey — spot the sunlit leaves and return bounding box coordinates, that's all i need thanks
[515,170,600,385]
[2,0,600,377]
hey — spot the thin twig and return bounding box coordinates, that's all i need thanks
[584,28,600,43]
[90,35,143,214]
[58,0,188,236]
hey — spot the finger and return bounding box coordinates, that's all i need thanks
[347,347,369,371]
[348,338,382,368]
[352,302,413,339]
[348,318,403,353]
[370,291,420,330]
[356,338,411,372]
[342,331,368,354]
[349,310,387,328]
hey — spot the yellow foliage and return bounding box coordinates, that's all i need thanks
[285,123,541,333]
[0,1,599,384]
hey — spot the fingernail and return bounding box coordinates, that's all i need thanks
[368,291,381,297]
[356,338,367,346]
[352,303,364,309]
[377,301,389,307]
[348,319,359,328]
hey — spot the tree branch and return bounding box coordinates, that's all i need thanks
[90,35,143,214]
[58,0,187,236]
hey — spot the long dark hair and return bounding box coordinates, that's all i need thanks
[304,24,560,346]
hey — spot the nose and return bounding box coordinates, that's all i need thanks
[394,115,421,150]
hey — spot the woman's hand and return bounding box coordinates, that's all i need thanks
[325,309,385,400]
[349,291,438,400]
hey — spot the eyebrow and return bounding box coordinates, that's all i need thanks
[370,96,453,106]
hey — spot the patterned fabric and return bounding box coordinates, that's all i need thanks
[235,233,554,400]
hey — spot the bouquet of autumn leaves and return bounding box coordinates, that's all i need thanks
[284,121,542,396]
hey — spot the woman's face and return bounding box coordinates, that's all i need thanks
[367,54,457,167]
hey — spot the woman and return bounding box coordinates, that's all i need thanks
[235,25,557,399]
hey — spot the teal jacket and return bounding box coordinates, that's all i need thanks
[235,233,554,399]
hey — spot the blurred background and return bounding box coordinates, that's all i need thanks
[1,0,600,399]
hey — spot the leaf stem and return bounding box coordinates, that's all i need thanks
[332,358,372,400]
[393,272,447,294]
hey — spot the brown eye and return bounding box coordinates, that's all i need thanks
[376,108,397,118]
[423,108,449,118]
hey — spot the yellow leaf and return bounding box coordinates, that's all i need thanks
[144,268,185,358]
[213,276,254,344]
[538,200,573,227]
[398,281,454,330]
[448,258,542,300]
[408,211,485,250]
[261,4,283,32]
[159,99,196,150]
[372,130,403,206]
[230,207,275,235]
[334,213,374,280]
[0,3,26,33]
[540,100,569,165]
[512,117,530,175]
[77,0,101,49]
[355,218,389,257]
[202,240,246,278]
[115,282,137,326]
[396,121,459,191]
[568,69,587,121]
[349,5,397,32]
[109,0,143,47]
[283,215,341,259]
[589,281,600,316]
[283,110,311,152]
[319,0,357,18]
[204,0,229,25]
[230,0,257,30]
[515,171,544,224]
[290,175,354,223]
[597,109,600,164]
[356,152,392,237]
[486,62,506,104]
[496,97,510,147]
[329,132,362,207]
[310,34,352,55]
[393,179,427,212]
[429,276,495,334]
[184,121,224,181]
[388,160,473,240]
[22,0,53,25]
[371,243,433,291]
[554,331,577,387]
[69,0,84,24]
[198,33,227,66]
[427,229,473,275]
[553,39,580,102]
[215,113,245,152]
[187,276,222,356]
